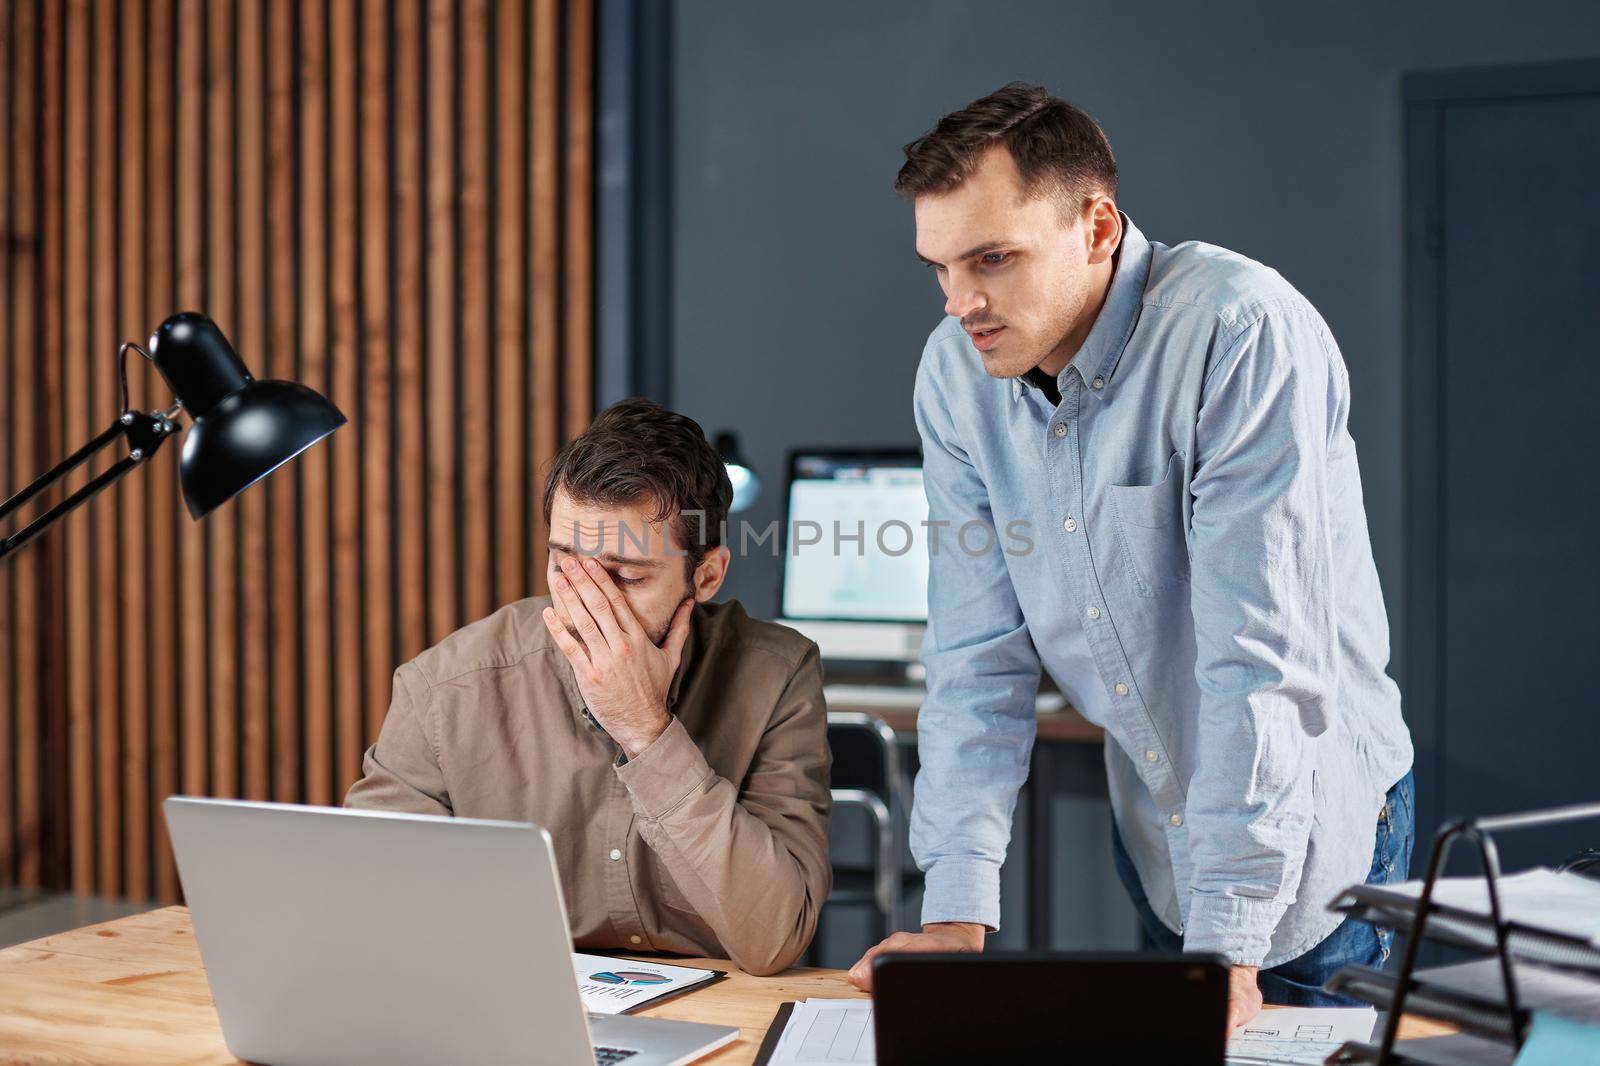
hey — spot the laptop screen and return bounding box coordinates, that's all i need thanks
[780,451,929,624]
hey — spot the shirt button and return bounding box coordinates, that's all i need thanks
[1091,376,1105,389]
[608,848,622,861]
[630,935,642,945]
[1062,517,1078,533]
[1086,606,1100,620]
[1169,813,1183,827]
[1144,749,1158,762]
[1053,422,1067,438]
[1114,682,1129,696]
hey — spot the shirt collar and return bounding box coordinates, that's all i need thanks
[1009,212,1152,403]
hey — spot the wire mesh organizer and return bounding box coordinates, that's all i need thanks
[1322,801,1600,1065]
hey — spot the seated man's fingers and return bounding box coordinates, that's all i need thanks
[561,557,625,648]
[552,575,604,647]
[541,607,592,670]
[579,557,638,636]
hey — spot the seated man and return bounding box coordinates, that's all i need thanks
[346,399,831,976]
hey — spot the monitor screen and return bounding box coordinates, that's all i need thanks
[780,452,929,623]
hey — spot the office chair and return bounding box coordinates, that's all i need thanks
[816,711,909,960]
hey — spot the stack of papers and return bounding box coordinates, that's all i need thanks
[1422,958,1600,1022]
[766,999,875,1065]
[758,999,1374,1065]
[1388,868,1600,945]
[1227,1006,1377,1065]
[573,953,720,1015]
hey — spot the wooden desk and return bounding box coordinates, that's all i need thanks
[866,704,1104,743]
[0,908,1451,1063]
[0,907,858,1064]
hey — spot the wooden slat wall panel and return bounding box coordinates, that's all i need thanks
[425,0,457,649]
[236,0,269,806]
[0,0,595,900]
[118,0,149,902]
[563,0,593,440]
[37,0,64,889]
[62,0,91,898]
[1,0,15,892]
[207,0,238,806]
[10,0,42,893]
[265,0,299,806]
[89,0,119,900]
[460,0,492,624]
[329,0,361,796]
[299,0,332,808]
[145,0,180,903]
[494,0,526,612]
[394,0,427,667]
[530,0,559,579]
[39,0,65,892]
[359,0,392,745]
[174,0,205,823]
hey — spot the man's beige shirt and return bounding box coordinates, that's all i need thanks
[345,596,831,976]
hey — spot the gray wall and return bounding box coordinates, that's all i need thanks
[670,0,1600,673]
[663,1,1600,952]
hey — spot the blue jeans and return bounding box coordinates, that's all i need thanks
[1110,770,1415,1007]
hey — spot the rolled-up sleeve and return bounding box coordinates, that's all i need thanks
[615,644,832,977]
[910,359,1042,933]
[1182,308,1343,964]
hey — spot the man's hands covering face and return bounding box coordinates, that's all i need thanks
[542,555,693,758]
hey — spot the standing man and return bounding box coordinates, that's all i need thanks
[848,84,1413,1026]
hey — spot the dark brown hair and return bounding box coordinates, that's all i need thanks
[542,398,732,572]
[895,82,1117,211]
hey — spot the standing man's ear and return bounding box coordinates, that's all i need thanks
[691,545,732,603]
[1084,196,1122,265]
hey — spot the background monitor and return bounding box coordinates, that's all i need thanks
[778,449,928,663]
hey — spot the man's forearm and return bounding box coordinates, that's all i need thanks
[615,717,828,976]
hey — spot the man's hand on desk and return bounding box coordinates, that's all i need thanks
[846,922,985,991]
[1227,965,1263,1030]
[543,555,693,759]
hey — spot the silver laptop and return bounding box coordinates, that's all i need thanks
[164,797,738,1066]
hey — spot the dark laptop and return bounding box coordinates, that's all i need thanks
[871,953,1229,1064]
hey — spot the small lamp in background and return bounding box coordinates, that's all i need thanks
[0,311,345,563]
[715,431,760,513]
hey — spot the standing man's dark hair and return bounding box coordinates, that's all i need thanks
[542,397,733,573]
[895,82,1117,212]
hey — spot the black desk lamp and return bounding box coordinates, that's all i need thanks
[0,312,345,563]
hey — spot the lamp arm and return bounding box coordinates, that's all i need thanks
[0,406,181,564]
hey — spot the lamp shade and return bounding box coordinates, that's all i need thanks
[148,312,346,519]
[714,430,760,514]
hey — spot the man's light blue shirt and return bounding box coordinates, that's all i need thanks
[910,215,1413,967]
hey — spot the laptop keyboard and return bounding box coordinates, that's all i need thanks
[593,1048,639,1064]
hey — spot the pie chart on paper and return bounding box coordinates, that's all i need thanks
[588,970,671,986]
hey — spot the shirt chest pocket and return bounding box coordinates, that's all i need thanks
[1105,452,1190,598]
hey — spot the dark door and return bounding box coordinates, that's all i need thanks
[1406,60,1600,873]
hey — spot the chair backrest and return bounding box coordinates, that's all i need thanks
[826,711,901,803]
